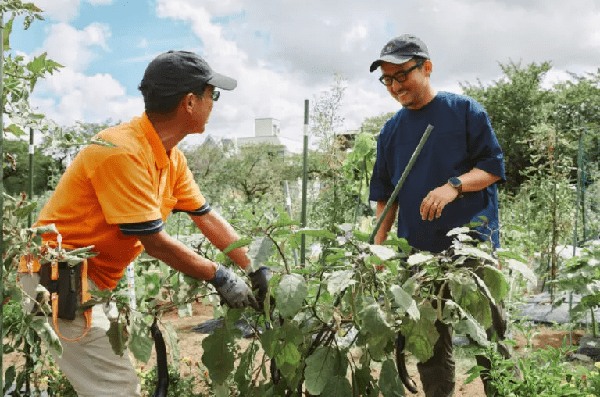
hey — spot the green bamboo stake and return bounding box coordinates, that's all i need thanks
[0,10,5,392]
[300,100,309,264]
[369,124,434,244]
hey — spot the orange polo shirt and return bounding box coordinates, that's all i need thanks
[35,113,206,290]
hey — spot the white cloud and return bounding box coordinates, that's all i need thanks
[40,22,111,72]
[34,0,80,22]
[27,0,600,147]
[32,68,143,126]
[33,0,114,21]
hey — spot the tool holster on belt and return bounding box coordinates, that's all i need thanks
[19,256,92,342]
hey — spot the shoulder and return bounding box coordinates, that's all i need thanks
[170,147,191,170]
[87,117,152,161]
[436,92,487,114]
[379,109,405,140]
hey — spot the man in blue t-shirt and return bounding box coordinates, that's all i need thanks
[369,35,510,397]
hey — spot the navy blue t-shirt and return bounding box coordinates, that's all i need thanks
[369,92,506,253]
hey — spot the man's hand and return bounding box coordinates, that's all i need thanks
[249,266,272,310]
[209,264,259,310]
[420,184,459,221]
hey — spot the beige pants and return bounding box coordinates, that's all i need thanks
[20,273,142,397]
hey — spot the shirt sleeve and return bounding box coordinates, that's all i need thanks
[466,101,506,182]
[89,149,162,224]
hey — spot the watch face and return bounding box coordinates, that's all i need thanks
[449,177,462,187]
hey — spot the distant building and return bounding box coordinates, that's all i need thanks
[200,118,303,156]
[238,118,302,155]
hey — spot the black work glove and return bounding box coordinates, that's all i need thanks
[208,264,259,310]
[248,266,272,311]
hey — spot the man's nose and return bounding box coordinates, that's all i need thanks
[390,78,403,91]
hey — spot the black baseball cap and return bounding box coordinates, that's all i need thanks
[370,35,430,73]
[140,50,237,97]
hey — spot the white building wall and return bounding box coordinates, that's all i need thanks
[255,118,280,137]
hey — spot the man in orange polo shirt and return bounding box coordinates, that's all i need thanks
[20,51,268,396]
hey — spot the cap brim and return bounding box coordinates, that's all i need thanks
[369,55,414,72]
[208,72,237,91]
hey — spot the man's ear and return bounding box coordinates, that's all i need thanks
[182,93,195,111]
[423,59,433,76]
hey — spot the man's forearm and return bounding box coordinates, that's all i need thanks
[190,211,251,270]
[375,201,398,245]
[138,230,218,280]
[459,168,501,193]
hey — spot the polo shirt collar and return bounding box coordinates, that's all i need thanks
[141,113,169,170]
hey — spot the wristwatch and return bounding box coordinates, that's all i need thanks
[447,177,463,198]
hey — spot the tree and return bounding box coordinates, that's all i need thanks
[310,72,347,153]
[461,61,554,192]
[187,142,298,205]
[2,139,55,196]
[2,2,63,139]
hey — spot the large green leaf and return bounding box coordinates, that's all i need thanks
[223,237,253,254]
[142,272,161,297]
[274,341,302,381]
[30,317,62,356]
[247,236,274,271]
[379,358,405,397]
[399,303,439,363]
[274,273,307,318]
[390,285,419,320]
[106,320,127,357]
[448,273,492,329]
[407,252,434,266]
[326,270,356,296]
[234,343,258,396]
[202,326,235,384]
[352,364,376,396]
[454,246,496,263]
[321,361,352,397]
[481,265,510,302]
[128,315,153,362]
[443,301,489,347]
[369,244,398,261]
[506,258,538,285]
[295,228,337,240]
[359,303,396,360]
[163,321,180,369]
[304,346,339,395]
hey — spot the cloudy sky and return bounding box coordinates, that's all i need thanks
[12,0,600,147]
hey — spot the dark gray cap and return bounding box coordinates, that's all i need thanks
[370,35,430,72]
[140,50,237,97]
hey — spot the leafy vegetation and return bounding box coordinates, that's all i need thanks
[1,1,600,396]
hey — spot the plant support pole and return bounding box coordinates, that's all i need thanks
[300,100,309,264]
[29,127,34,225]
[369,124,434,244]
[0,11,5,391]
[283,181,299,268]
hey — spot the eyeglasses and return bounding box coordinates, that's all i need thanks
[379,60,425,86]
[191,88,220,101]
